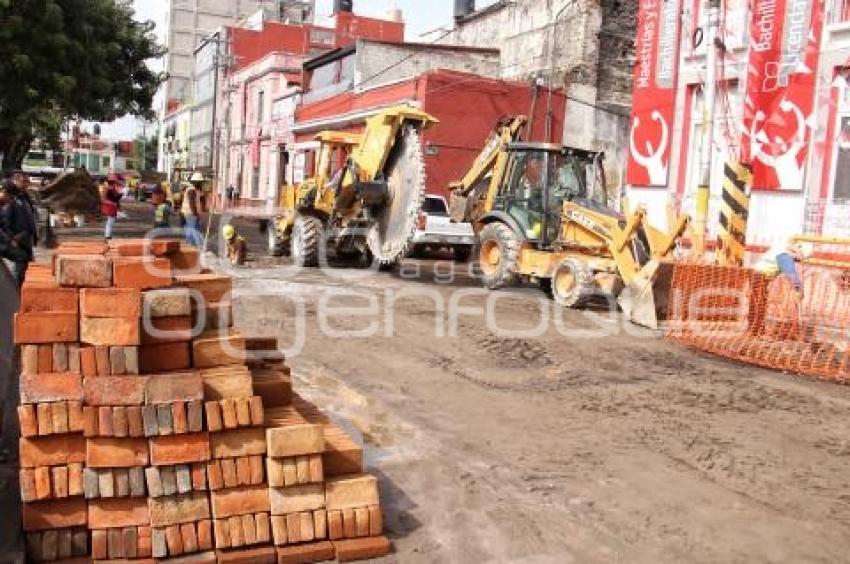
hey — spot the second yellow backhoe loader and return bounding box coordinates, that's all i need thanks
[449,116,689,329]
[268,105,438,266]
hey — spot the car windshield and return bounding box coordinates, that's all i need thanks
[422,197,448,216]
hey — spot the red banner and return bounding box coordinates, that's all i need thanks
[627,0,683,187]
[742,0,825,191]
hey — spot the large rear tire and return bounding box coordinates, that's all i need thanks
[291,214,322,267]
[476,222,520,289]
[552,258,595,308]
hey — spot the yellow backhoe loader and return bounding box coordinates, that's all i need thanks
[268,105,438,266]
[449,116,689,329]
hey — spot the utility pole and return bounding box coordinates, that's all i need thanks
[693,0,721,258]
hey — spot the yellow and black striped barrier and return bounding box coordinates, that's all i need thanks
[718,161,752,266]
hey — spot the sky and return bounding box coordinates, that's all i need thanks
[97,0,499,139]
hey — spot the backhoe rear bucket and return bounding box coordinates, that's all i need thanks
[617,260,675,330]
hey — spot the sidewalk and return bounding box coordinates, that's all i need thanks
[0,261,23,563]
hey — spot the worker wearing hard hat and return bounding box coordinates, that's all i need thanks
[222,224,247,266]
[754,239,809,294]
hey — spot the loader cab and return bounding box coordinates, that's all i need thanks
[493,143,605,247]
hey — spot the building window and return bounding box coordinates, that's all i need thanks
[102,156,111,169]
[257,91,265,127]
[830,0,850,24]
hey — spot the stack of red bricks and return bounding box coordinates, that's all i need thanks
[15,239,391,563]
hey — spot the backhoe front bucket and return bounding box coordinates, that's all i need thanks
[617,260,675,330]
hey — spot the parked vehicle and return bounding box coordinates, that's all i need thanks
[409,195,475,261]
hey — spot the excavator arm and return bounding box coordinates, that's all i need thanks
[449,115,527,224]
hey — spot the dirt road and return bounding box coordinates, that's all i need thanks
[228,253,850,563]
[8,202,848,562]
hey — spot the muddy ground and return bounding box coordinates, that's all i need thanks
[3,202,850,562]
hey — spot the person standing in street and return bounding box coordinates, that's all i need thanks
[0,172,37,289]
[182,173,205,248]
[101,174,122,241]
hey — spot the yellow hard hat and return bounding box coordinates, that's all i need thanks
[223,225,236,240]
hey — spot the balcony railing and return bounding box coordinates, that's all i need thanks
[830,0,850,24]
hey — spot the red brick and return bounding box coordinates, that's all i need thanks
[174,274,231,305]
[18,405,37,437]
[14,312,79,344]
[333,536,391,562]
[20,434,86,468]
[95,345,111,375]
[37,345,53,373]
[111,239,180,257]
[210,428,266,459]
[127,406,144,437]
[325,475,379,511]
[80,288,142,318]
[165,524,184,555]
[139,342,191,374]
[148,491,211,527]
[55,254,113,287]
[138,525,153,558]
[144,374,204,404]
[80,316,140,346]
[22,344,39,374]
[197,519,213,551]
[68,400,84,432]
[80,346,97,377]
[198,301,233,331]
[21,286,79,314]
[91,529,108,559]
[141,316,194,345]
[166,249,200,278]
[98,406,114,436]
[83,406,99,437]
[86,437,149,468]
[34,466,51,499]
[172,402,188,434]
[327,511,343,540]
[113,257,173,290]
[22,497,88,531]
[149,432,210,466]
[88,497,150,529]
[84,376,147,406]
[269,484,325,516]
[20,373,83,404]
[276,541,335,564]
[266,424,324,458]
[192,331,245,368]
[217,544,276,563]
[210,485,270,518]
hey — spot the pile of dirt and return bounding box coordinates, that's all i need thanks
[39,169,100,214]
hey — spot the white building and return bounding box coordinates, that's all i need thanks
[627,0,850,252]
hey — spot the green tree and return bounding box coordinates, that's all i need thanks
[0,0,166,171]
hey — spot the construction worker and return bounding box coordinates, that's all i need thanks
[754,239,807,294]
[0,172,38,289]
[182,173,205,248]
[101,174,122,241]
[222,224,247,266]
[151,187,172,230]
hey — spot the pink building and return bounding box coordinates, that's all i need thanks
[214,11,406,208]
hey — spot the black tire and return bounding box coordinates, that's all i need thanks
[291,214,322,267]
[476,222,520,289]
[551,258,595,308]
[267,220,288,257]
[454,245,472,263]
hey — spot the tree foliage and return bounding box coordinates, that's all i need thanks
[0,0,166,170]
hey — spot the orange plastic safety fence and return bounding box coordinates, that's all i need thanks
[665,263,850,383]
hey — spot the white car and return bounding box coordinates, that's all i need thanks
[410,195,475,262]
